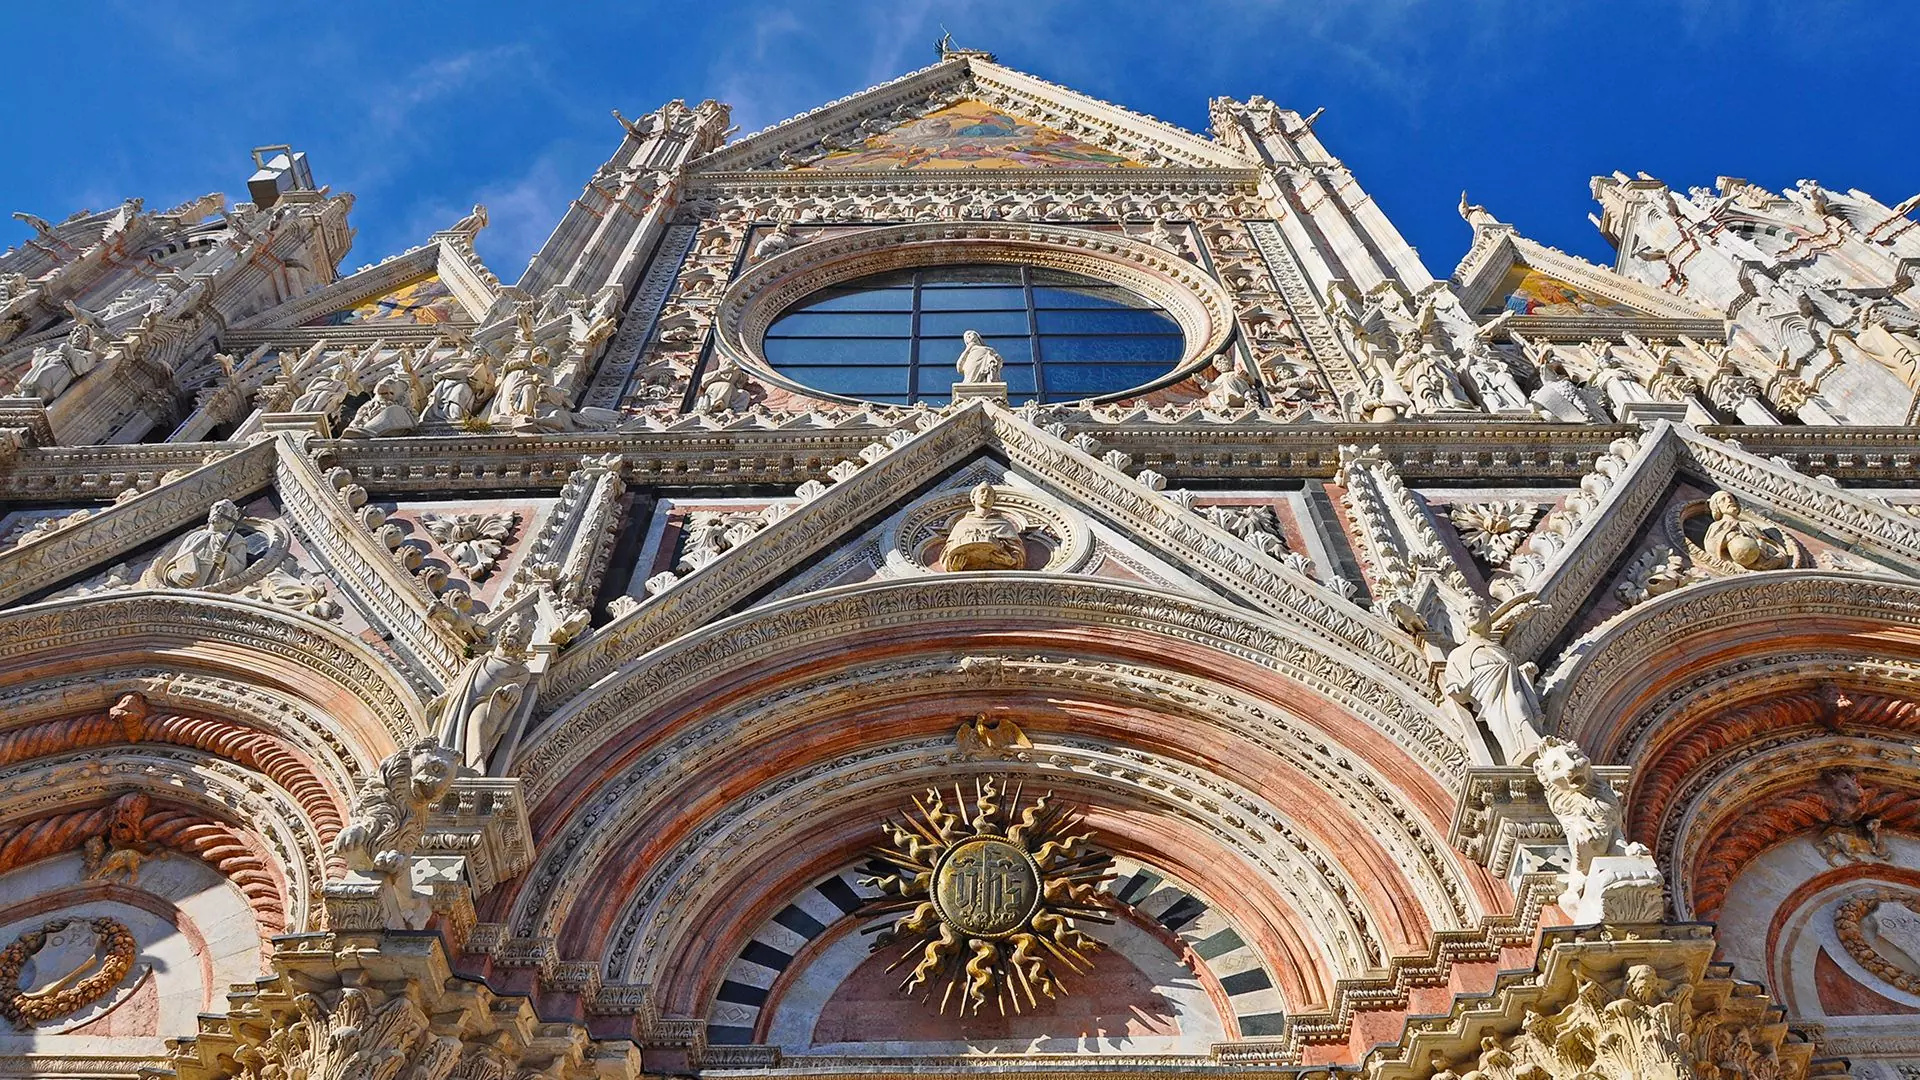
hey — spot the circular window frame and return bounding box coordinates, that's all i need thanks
[713,222,1238,407]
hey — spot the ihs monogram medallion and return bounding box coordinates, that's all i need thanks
[861,777,1114,1016]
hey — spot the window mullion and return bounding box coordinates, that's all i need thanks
[908,271,923,405]
[1022,266,1043,402]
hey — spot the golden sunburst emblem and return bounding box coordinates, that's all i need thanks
[860,777,1114,1015]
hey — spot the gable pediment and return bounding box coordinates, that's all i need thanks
[695,55,1256,176]
[1500,422,1920,665]
[227,213,501,344]
[1453,227,1724,343]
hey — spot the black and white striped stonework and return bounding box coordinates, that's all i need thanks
[706,868,878,1046]
[1101,856,1287,1038]
[704,858,1285,1046]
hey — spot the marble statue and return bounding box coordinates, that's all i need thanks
[342,371,421,438]
[1441,595,1547,764]
[1702,490,1793,570]
[954,330,1004,384]
[422,353,496,426]
[942,484,1026,571]
[331,739,460,878]
[158,500,249,588]
[488,347,572,432]
[429,616,535,773]
[694,355,748,414]
[15,315,103,402]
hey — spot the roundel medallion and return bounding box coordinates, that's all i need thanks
[860,774,1115,1015]
[932,836,1042,938]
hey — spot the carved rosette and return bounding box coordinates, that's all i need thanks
[860,776,1114,1016]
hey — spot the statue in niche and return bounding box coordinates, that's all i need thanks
[1701,490,1793,571]
[1394,340,1472,412]
[487,346,572,432]
[1464,346,1530,413]
[942,484,1027,572]
[14,306,104,402]
[1528,356,1594,423]
[693,355,749,414]
[1198,355,1254,410]
[429,615,535,773]
[342,362,424,438]
[157,500,250,589]
[954,330,1005,384]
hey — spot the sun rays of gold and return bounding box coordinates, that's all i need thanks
[859,777,1114,1017]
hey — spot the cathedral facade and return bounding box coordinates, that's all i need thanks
[0,46,1917,1080]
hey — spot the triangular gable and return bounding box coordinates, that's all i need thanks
[228,213,500,342]
[805,98,1145,170]
[303,271,463,327]
[1452,222,1723,342]
[696,54,1255,175]
[0,434,473,688]
[1502,421,1920,664]
[543,402,1429,704]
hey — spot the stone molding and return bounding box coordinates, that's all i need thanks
[711,220,1238,405]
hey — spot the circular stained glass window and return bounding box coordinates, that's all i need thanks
[761,265,1185,406]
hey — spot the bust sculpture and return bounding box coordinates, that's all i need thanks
[941,484,1027,571]
[159,500,249,588]
[1702,490,1793,571]
[954,330,1004,385]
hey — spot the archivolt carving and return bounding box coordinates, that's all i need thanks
[0,695,350,873]
[712,221,1237,402]
[0,793,289,937]
[1543,573,1920,756]
[0,592,426,750]
[585,737,1385,1000]
[524,575,1463,808]
[0,747,330,929]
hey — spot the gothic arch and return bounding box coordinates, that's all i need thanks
[1542,571,1920,761]
[496,576,1498,1024]
[0,591,429,763]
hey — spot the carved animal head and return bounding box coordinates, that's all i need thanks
[1532,737,1595,794]
[403,739,459,805]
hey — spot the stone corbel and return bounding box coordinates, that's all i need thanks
[1449,762,1637,885]
[1362,925,1839,1080]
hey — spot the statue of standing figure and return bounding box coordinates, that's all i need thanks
[955,330,1004,384]
[430,616,535,773]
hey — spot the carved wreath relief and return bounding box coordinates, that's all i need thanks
[0,917,137,1029]
[861,777,1114,1016]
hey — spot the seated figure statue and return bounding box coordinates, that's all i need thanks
[941,484,1027,572]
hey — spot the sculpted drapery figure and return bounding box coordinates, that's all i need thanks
[158,500,249,589]
[1702,490,1793,570]
[342,368,423,438]
[694,355,749,414]
[955,329,1005,384]
[1440,594,1547,763]
[488,346,572,432]
[423,351,495,425]
[15,313,104,402]
[430,615,535,773]
[942,484,1027,571]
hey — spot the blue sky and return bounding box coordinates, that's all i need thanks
[3,1,1914,282]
